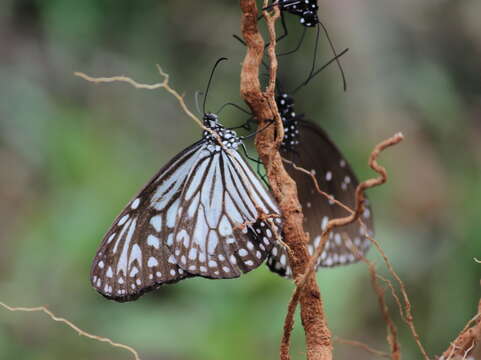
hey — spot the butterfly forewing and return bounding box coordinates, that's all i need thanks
[267,120,374,277]
[90,141,205,301]
[92,115,283,301]
[172,149,282,278]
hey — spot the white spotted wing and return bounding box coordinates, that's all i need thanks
[267,120,374,278]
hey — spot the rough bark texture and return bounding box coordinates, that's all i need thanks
[239,1,332,360]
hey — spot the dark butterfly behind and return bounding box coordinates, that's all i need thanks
[266,92,374,277]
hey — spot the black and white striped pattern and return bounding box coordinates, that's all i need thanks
[91,113,281,301]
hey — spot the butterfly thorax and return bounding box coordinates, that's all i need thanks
[202,112,241,152]
[279,0,319,27]
[276,93,300,150]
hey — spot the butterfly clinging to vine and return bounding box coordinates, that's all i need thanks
[243,51,374,277]
[90,59,282,302]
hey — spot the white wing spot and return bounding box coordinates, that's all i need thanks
[219,216,233,236]
[245,260,254,266]
[106,233,116,244]
[188,247,198,260]
[156,271,162,277]
[325,171,332,181]
[150,215,162,232]
[118,215,129,226]
[229,255,237,264]
[170,269,176,276]
[106,267,113,278]
[280,254,287,266]
[363,208,371,219]
[222,266,231,273]
[148,257,159,267]
[98,261,104,269]
[131,198,140,209]
[147,235,160,249]
[208,260,217,267]
[166,233,174,246]
[239,249,248,257]
[321,216,329,231]
[334,233,342,245]
[208,231,219,254]
[130,267,139,277]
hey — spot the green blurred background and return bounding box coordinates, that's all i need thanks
[1,1,480,359]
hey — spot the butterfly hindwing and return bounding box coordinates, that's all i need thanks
[172,149,282,278]
[267,120,374,277]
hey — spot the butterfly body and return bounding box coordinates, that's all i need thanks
[267,92,374,277]
[278,0,319,27]
[91,113,282,301]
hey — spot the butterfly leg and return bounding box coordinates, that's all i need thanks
[277,25,306,56]
[240,143,270,187]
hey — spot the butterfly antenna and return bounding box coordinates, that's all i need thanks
[316,21,347,91]
[242,119,275,140]
[217,102,252,116]
[194,91,204,115]
[307,23,321,84]
[277,26,307,56]
[292,47,349,94]
[203,57,228,114]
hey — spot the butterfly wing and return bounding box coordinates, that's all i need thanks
[267,120,374,277]
[90,141,206,302]
[172,148,282,278]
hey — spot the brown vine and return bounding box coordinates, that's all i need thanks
[239,1,332,359]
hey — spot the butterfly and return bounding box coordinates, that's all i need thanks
[266,91,374,278]
[91,112,282,302]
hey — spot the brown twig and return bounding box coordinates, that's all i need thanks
[280,133,403,359]
[365,232,430,360]
[333,336,391,358]
[441,300,481,360]
[239,1,332,360]
[75,67,228,150]
[365,260,401,359]
[0,301,140,360]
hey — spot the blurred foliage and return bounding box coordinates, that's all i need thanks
[0,1,480,359]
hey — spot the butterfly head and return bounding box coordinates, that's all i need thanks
[203,112,222,130]
[202,112,241,152]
